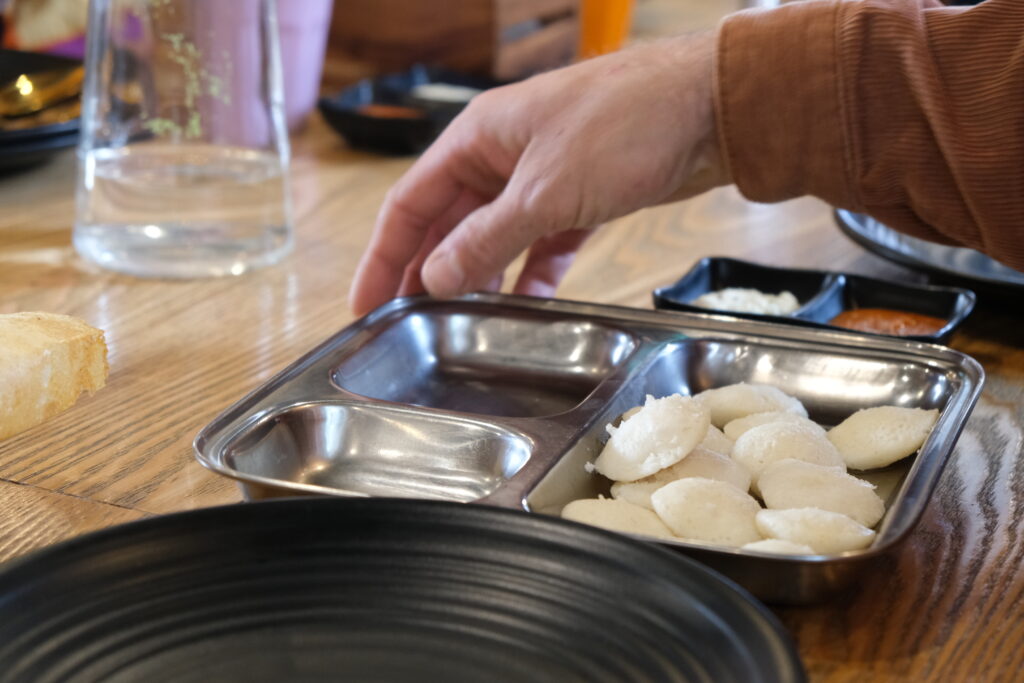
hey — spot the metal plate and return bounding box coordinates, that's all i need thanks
[195,294,984,604]
[835,209,1024,294]
[0,498,805,683]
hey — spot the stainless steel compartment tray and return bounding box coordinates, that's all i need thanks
[195,294,983,604]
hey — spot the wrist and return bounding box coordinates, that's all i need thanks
[715,2,852,205]
[659,30,731,197]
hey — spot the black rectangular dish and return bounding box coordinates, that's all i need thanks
[195,294,984,604]
[653,257,976,344]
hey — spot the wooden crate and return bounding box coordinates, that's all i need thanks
[328,0,579,82]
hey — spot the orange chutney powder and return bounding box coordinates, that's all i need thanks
[829,308,948,336]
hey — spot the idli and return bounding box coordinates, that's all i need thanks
[694,383,808,428]
[561,498,675,539]
[741,539,815,555]
[651,478,762,546]
[759,459,885,527]
[732,421,845,493]
[610,446,752,509]
[828,406,939,470]
[755,507,876,554]
[593,394,709,482]
[723,411,824,441]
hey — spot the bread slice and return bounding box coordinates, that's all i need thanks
[0,312,108,442]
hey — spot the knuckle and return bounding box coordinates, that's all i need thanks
[465,88,503,114]
[381,185,401,208]
[455,231,494,271]
[514,175,579,231]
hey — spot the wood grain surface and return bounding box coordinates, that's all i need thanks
[1,2,1023,680]
[0,480,145,563]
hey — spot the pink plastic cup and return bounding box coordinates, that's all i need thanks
[278,0,334,132]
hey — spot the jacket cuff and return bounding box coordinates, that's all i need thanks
[715,1,855,207]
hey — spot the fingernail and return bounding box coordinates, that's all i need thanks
[423,250,466,298]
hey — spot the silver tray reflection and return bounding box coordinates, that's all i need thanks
[195,294,984,604]
[835,209,1024,293]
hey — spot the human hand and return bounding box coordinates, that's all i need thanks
[349,31,728,315]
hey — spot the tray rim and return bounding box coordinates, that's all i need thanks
[195,293,981,467]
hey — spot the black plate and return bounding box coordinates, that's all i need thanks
[0,498,804,683]
[0,50,81,143]
[319,65,497,155]
[835,209,1024,296]
[0,129,78,171]
[653,256,975,344]
[0,101,79,143]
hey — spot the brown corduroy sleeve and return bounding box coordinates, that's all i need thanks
[715,0,1024,271]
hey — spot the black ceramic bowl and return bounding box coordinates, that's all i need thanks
[318,66,497,155]
[653,257,976,344]
[0,498,805,683]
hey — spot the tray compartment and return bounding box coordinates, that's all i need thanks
[526,336,967,603]
[220,401,532,502]
[797,274,975,343]
[333,309,637,417]
[527,338,957,510]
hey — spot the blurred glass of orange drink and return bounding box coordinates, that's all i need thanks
[578,0,635,59]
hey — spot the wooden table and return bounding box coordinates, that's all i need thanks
[3,115,1022,682]
[3,10,1024,683]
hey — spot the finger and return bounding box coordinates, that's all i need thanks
[397,188,487,298]
[512,229,591,298]
[483,274,504,293]
[420,189,547,300]
[348,125,497,315]
[396,225,442,300]
[349,173,462,315]
[349,124,515,315]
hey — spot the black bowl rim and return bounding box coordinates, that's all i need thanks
[0,497,806,682]
[834,208,1024,294]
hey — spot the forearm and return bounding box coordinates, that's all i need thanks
[716,0,1024,270]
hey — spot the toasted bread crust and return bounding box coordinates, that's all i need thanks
[0,313,108,441]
